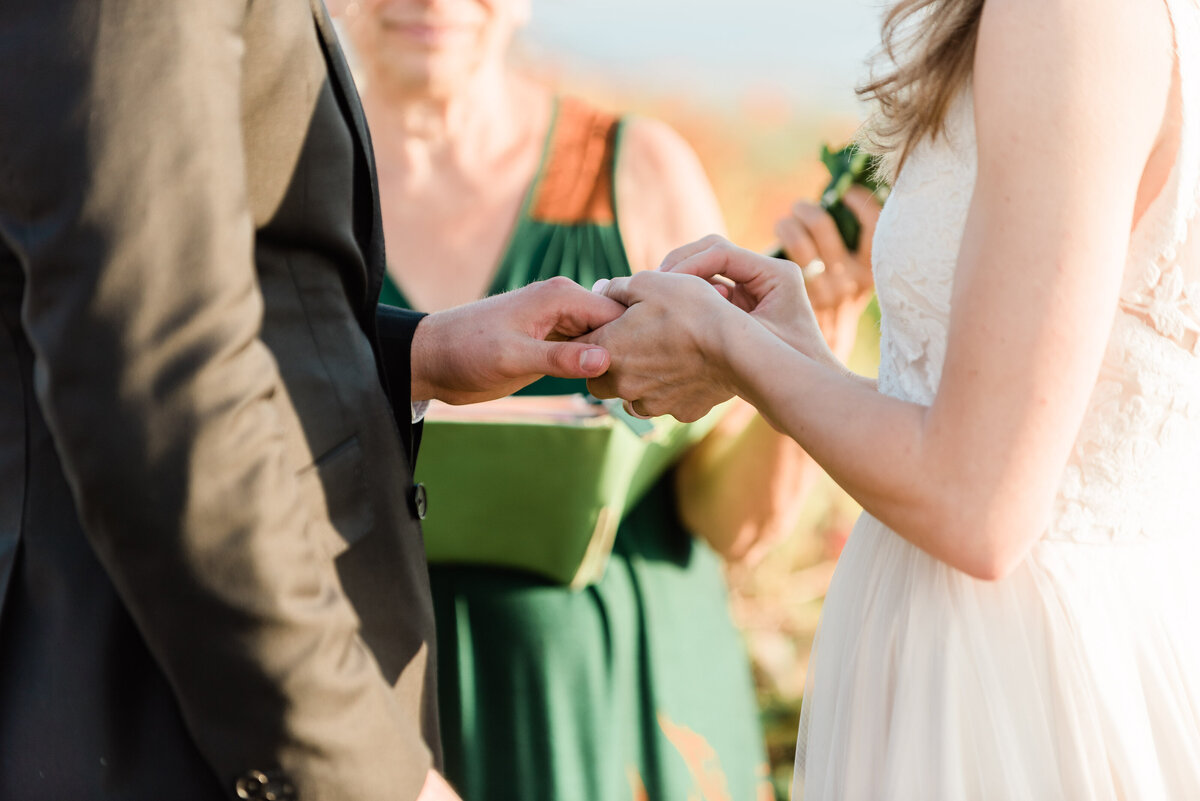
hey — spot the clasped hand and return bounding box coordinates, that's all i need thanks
[581,236,831,421]
[411,188,876,416]
[582,186,879,421]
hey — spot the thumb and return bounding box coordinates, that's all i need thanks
[541,279,626,337]
[529,340,611,379]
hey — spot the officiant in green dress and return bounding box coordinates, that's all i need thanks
[335,1,871,798]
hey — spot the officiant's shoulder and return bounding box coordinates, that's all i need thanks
[613,115,725,274]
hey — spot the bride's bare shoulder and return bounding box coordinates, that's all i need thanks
[974,0,1173,90]
[972,0,1174,176]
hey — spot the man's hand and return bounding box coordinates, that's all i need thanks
[410,277,625,404]
[416,770,463,801]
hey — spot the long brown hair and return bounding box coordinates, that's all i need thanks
[858,0,985,180]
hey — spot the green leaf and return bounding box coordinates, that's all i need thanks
[818,142,890,251]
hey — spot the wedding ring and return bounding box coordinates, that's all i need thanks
[626,399,652,419]
[800,258,826,281]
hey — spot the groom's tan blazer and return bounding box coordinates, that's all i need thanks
[0,1,441,798]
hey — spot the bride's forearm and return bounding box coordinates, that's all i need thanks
[720,322,1027,580]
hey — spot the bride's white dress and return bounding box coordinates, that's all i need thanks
[794,2,1200,799]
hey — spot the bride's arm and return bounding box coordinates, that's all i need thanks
[589,0,1175,579]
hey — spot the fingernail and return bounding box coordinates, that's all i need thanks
[579,347,607,373]
[592,278,610,293]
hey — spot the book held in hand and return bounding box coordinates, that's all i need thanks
[415,395,724,588]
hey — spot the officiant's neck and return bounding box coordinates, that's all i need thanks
[362,66,546,173]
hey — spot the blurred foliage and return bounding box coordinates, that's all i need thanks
[818,143,890,251]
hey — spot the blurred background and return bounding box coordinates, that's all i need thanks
[518,0,883,250]
[514,1,886,793]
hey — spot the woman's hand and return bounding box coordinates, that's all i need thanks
[774,186,880,362]
[657,235,841,372]
[583,271,745,422]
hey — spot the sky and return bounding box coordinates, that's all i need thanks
[518,0,886,116]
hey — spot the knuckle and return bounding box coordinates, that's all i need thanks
[791,199,818,218]
[813,212,841,242]
[543,275,574,292]
[493,354,514,377]
[808,283,833,308]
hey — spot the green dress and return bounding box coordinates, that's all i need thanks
[383,97,772,801]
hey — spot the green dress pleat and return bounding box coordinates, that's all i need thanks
[384,97,771,801]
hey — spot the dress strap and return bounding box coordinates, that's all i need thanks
[1158,0,1200,250]
[1117,0,1200,351]
[528,97,621,226]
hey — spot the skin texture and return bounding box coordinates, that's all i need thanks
[416,768,463,801]
[337,0,874,561]
[409,277,622,404]
[587,0,1180,580]
[331,2,617,420]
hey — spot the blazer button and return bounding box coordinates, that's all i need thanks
[235,770,296,801]
[410,482,428,520]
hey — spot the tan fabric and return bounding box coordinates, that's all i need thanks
[0,1,438,799]
[530,97,621,225]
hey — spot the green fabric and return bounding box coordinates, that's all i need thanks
[430,492,769,801]
[417,406,725,587]
[393,100,770,800]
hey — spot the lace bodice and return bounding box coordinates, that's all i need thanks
[871,0,1200,544]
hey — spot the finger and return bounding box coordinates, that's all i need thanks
[847,259,875,296]
[842,185,882,264]
[793,202,850,269]
[803,268,836,311]
[813,253,862,311]
[671,407,706,424]
[662,245,729,281]
[624,399,652,420]
[773,216,817,267]
[669,243,789,289]
[658,233,730,272]
[528,340,612,379]
[597,271,695,308]
[586,374,617,400]
[539,278,627,337]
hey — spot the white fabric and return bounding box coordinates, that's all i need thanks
[794,2,1200,798]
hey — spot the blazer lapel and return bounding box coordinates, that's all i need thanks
[308,0,416,458]
[308,0,386,313]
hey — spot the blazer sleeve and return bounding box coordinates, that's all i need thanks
[0,3,431,799]
[376,303,428,463]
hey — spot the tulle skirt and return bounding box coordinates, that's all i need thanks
[793,514,1200,801]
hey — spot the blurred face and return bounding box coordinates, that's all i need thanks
[342,0,531,96]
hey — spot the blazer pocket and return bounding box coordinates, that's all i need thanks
[300,435,375,559]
